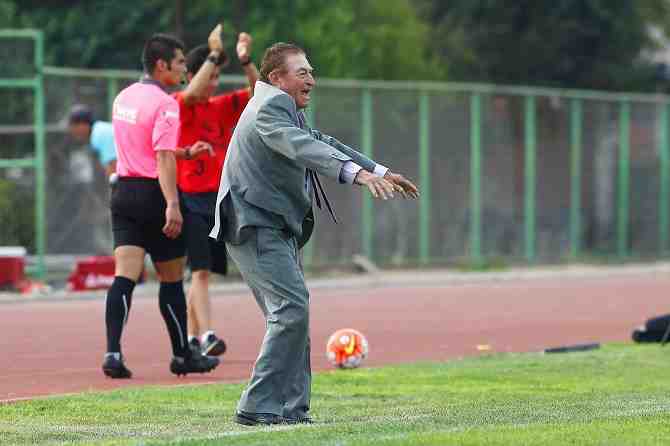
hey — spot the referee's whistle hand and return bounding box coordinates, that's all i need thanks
[163,205,183,239]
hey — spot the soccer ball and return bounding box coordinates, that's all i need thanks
[326,328,369,369]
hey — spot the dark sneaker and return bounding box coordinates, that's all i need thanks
[170,353,219,377]
[235,411,283,426]
[102,354,132,379]
[202,333,227,357]
[189,337,201,355]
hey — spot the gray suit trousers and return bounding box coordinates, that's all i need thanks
[227,227,311,419]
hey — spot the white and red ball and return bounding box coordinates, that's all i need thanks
[326,328,369,369]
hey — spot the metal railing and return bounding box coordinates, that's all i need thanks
[0,29,46,278]
[3,28,670,277]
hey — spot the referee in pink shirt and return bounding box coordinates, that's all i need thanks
[103,33,219,378]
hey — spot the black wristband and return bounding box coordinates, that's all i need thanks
[207,53,222,66]
[240,58,252,66]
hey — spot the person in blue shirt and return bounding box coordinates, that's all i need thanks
[68,105,118,181]
[68,104,147,280]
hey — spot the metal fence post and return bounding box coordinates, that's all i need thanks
[569,98,583,260]
[524,95,537,262]
[618,101,631,258]
[361,88,374,259]
[418,90,431,265]
[470,93,482,265]
[34,31,46,279]
[659,103,669,256]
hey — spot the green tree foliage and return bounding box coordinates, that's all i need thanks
[3,0,442,80]
[416,0,670,90]
[0,0,15,27]
[238,0,443,80]
[7,0,173,70]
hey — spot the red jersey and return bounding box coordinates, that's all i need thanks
[174,88,250,193]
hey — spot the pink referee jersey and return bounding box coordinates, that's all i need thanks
[112,80,180,179]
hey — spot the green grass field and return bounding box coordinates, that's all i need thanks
[2,344,670,445]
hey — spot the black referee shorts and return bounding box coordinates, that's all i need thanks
[183,208,228,275]
[111,177,185,262]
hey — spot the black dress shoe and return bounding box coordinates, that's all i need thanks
[234,411,283,426]
[283,416,313,424]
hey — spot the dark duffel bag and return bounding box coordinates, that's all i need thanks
[632,314,670,343]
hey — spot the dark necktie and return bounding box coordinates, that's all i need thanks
[297,111,338,223]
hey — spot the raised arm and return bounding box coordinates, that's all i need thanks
[236,32,259,95]
[181,24,224,106]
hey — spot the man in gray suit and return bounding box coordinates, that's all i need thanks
[210,42,419,426]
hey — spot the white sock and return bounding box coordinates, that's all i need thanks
[105,352,121,360]
[201,330,215,344]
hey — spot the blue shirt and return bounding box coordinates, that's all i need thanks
[89,121,117,166]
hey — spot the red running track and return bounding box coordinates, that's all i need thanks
[1,275,667,402]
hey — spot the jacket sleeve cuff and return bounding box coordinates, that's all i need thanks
[339,161,363,184]
[374,163,389,177]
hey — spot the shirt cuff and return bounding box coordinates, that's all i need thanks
[374,163,389,177]
[339,161,363,184]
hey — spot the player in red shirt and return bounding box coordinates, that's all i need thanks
[174,26,259,356]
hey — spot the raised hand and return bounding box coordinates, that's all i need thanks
[208,23,224,54]
[237,32,252,63]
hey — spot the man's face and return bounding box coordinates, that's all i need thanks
[159,48,186,87]
[273,53,315,109]
[68,122,91,143]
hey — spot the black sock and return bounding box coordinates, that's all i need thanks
[159,281,190,359]
[105,276,136,354]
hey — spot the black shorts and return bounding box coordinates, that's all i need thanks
[182,197,228,275]
[111,177,185,262]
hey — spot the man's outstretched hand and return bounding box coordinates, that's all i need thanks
[355,170,396,200]
[384,171,419,199]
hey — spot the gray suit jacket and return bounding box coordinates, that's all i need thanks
[210,81,378,246]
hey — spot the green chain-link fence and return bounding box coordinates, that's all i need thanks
[3,28,670,280]
[0,29,46,278]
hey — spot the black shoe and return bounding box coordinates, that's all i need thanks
[202,333,227,357]
[632,327,664,343]
[102,354,132,379]
[189,337,201,355]
[170,353,219,377]
[283,416,313,424]
[234,411,283,426]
